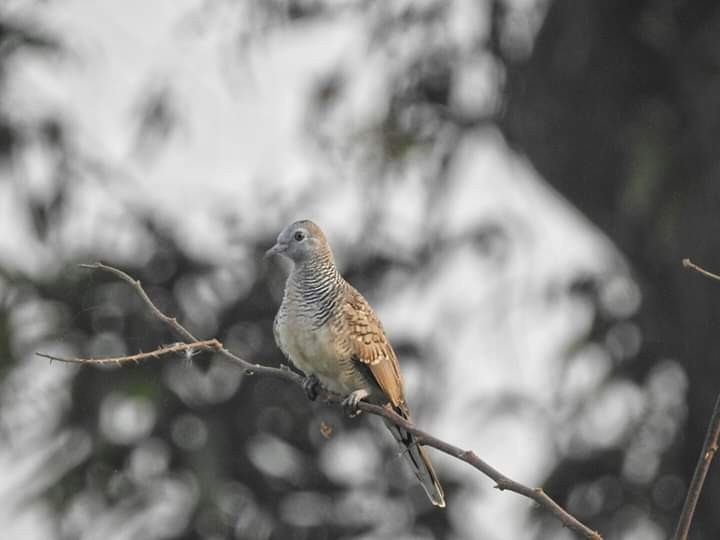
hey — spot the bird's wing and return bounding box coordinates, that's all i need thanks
[341,286,406,407]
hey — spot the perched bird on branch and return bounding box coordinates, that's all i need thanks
[266,219,445,507]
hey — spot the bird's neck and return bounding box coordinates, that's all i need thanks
[291,253,341,290]
[287,255,343,325]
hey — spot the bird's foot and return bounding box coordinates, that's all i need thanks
[342,389,370,417]
[303,374,320,401]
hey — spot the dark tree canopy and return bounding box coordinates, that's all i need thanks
[502,0,720,537]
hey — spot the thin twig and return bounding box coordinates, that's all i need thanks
[79,262,201,343]
[682,258,720,282]
[39,262,603,540]
[672,392,720,540]
[673,257,720,539]
[37,339,222,365]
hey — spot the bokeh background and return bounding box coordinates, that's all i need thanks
[0,1,718,539]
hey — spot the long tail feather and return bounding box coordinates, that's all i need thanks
[384,409,445,508]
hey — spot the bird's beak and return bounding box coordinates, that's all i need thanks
[264,242,287,259]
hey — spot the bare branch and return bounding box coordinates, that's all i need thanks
[673,257,720,539]
[41,262,602,540]
[674,395,720,539]
[37,339,222,365]
[79,262,200,343]
[357,401,602,539]
[682,258,720,282]
[75,262,304,382]
[672,391,720,540]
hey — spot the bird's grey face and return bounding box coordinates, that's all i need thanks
[266,222,321,263]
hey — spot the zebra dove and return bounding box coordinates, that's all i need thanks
[267,219,445,507]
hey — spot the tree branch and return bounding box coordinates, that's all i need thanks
[37,339,222,365]
[359,401,601,538]
[672,392,720,540]
[673,258,720,540]
[38,262,602,540]
[682,258,720,282]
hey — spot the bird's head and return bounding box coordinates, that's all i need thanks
[265,220,332,264]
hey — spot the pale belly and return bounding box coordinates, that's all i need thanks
[276,319,349,394]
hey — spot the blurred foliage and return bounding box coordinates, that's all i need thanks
[501,0,720,537]
[0,0,719,539]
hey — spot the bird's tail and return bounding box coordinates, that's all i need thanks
[384,406,445,508]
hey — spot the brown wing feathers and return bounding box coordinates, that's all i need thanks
[343,288,405,407]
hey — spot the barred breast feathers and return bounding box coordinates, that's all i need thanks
[287,250,344,329]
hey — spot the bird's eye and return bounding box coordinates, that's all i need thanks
[294,231,306,242]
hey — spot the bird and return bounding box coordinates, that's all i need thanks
[266,219,445,508]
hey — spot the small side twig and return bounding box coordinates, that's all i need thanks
[79,263,200,343]
[682,258,720,282]
[674,258,720,540]
[37,262,603,540]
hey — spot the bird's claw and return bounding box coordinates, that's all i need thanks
[342,390,369,417]
[303,374,320,401]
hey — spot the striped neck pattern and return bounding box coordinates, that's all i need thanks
[288,253,344,328]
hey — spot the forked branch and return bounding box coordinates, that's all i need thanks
[38,262,602,540]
